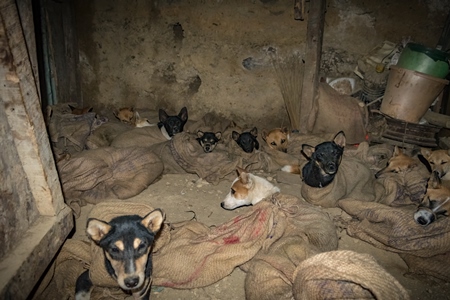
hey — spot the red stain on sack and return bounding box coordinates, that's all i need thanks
[223,236,240,244]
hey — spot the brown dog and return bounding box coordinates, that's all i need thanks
[69,104,93,115]
[420,148,450,181]
[414,171,450,226]
[262,127,290,152]
[375,146,419,178]
[114,107,135,124]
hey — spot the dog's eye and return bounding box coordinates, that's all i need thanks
[137,242,147,252]
[430,162,435,165]
[271,142,277,146]
[231,188,236,195]
[281,139,286,144]
[441,161,447,165]
[110,246,120,254]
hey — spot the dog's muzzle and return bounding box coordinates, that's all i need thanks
[414,208,436,226]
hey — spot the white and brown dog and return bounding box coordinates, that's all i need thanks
[221,167,280,210]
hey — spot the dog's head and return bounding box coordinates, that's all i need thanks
[158,107,188,137]
[414,172,450,226]
[86,209,165,291]
[262,127,289,153]
[232,127,259,153]
[133,111,155,128]
[69,104,93,115]
[375,146,418,178]
[420,148,450,179]
[197,130,221,153]
[302,131,346,175]
[114,107,135,124]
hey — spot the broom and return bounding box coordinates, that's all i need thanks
[271,52,305,131]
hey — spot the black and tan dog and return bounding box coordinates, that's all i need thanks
[414,172,450,226]
[282,131,346,188]
[197,130,222,153]
[75,209,165,300]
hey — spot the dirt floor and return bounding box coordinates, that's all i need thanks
[73,169,450,300]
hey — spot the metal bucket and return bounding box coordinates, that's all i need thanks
[380,65,449,123]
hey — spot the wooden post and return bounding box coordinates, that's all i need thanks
[300,0,326,134]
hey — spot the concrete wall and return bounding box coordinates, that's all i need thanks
[74,0,449,129]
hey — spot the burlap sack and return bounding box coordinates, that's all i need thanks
[292,250,410,300]
[243,194,338,300]
[57,147,163,214]
[301,156,385,208]
[339,199,450,280]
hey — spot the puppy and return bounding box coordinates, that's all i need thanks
[114,107,135,124]
[282,131,346,188]
[375,146,419,178]
[262,127,290,152]
[420,148,450,181]
[75,209,165,300]
[221,167,280,210]
[158,107,188,140]
[69,104,93,115]
[197,130,222,153]
[414,171,450,226]
[232,127,259,153]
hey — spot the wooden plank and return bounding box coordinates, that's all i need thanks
[0,0,64,216]
[0,207,73,299]
[299,0,326,134]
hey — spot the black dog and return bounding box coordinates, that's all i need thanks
[300,131,346,188]
[158,107,188,139]
[75,209,165,300]
[197,130,222,153]
[232,127,259,153]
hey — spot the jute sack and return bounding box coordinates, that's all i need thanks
[292,250,410,300]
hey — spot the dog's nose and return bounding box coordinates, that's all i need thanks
[220,202,225,208]
[124,276,140,288]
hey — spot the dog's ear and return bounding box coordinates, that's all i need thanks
[134,111,141,120]
[333,131,346,148]
[237,168,252,187]
[88,107,93,113]
[86,218,112,243]
[68,104,76,111]
[215,131,222,140]
[197,130,205,138]
[159,109,169,122]
[250,127,258,137]
[178,107,188,122]
[393,146,403,157]
[232,131,240,141]
[301,144,315,159]
[420,147,432,159]
[428,171,442,189]
[281,127,289,134]
[130,106,135,112]
[254,138,259,150]
[142,209,165,233]
[261,129,268,142]
[113,109,119,118]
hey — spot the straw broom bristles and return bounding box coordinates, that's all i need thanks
[271,53,305,130]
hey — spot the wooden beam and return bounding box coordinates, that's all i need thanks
[300,0,326,134]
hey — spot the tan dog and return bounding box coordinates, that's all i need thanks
[414,171,450,226]
[375,146,419,178]
[420,148,450,181]
[262,127,290,152]
[220,167,280,210]
[133,111,156,128]
[114,107,135,124]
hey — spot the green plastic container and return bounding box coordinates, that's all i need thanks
[396,43,450,78]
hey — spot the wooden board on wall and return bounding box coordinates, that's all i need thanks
[0,1,73,298]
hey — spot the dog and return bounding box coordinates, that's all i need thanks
[262,127,289,152]
[75,209,165,300]
[221,167,280,210]
[420,148,450,181]
[69,104,93,115]
[414,171,450,226]
[134,111,156,128]
[375,146,419,178]
[197,130,221,153]
[158,107,188,140]
[232,127,259,153]
[114,107,135,124]
[282,131,346,188]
